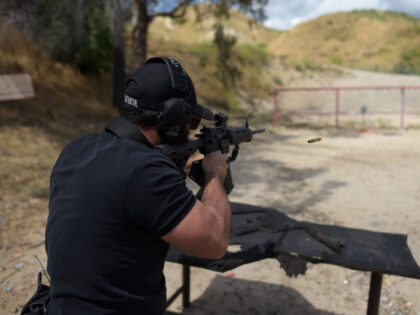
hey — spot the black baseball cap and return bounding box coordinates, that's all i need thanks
[124,57,214,121]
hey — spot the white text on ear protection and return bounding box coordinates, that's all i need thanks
[166,126,180,137]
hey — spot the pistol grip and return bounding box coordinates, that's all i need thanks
[189,160,204,187]
[188,160,234,195]
[224,167,234,194]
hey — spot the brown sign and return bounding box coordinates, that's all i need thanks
[0,73,35,101]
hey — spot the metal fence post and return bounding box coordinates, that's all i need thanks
[335,89,340,129]
[400,88,406,129]
[367,272,383,315]
[182,264,190,308]
[273,89,278,127]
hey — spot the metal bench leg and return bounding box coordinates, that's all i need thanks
[182,264,191,308]
[367,272,383,315]
[165,264,191,313]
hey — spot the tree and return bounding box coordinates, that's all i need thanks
[213,23,241,88]
[129,0,193,71]
[2,0,113,73]
[129,0,267,76]
[211,0,267,89]
[109,0,126,107]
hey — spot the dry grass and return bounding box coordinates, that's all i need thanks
[0,124,115,312]
[0,23,117,129]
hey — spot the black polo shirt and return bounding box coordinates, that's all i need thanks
[45,131,196,315]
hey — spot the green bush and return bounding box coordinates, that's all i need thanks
[330,54,342,65]
[303,59,322,70]
[400,24,420,36]
[31,0,113,73]
[172,17,187,25]
[190,43,214,68]
[394,47,420,75]
[273,75,283,86]
[352,10,388,21]
[293,59,323,71]
[237,43,269,66]
[76,6,113,73]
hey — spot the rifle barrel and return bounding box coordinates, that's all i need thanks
[252,128,265,134]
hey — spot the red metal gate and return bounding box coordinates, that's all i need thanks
[272,86,420,129]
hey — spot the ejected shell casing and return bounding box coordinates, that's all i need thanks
[308,137,322,143]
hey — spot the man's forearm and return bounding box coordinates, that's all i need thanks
[201,174,231,249]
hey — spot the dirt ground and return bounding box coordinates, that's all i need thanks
[1,125,420,314]
[164,127,420,315]
[2,63,420,314]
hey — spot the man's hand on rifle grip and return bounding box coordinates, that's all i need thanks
[202,151,229,184]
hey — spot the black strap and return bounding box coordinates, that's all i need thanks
[146,57,188,94]
[105,117,153,148]
[21,272,50,315]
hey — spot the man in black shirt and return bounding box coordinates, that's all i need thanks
[45,57,231,314]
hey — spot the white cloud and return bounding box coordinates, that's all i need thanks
[379,0,420,17]
[264,0,420,30]
[290,17,306,27]
[262,0,318,29]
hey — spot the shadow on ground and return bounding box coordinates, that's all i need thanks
[230,155,346,216]
[166,275,339,315]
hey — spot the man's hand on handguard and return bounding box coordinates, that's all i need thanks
[161,150,231,259]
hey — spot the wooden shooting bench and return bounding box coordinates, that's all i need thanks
[165,202,420,315]
[0,73,35,123]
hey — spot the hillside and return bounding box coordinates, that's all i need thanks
[145,3,282,112]
[146,7,420,113]
[2,6,420,125]
[268,10,420,74]
[149,3,281,46]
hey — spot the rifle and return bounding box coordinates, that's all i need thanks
[154,112,265,194]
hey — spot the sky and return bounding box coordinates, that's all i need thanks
[264,0,420,30]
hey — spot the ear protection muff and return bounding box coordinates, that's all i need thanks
[157,98,192,144]
[135,57,202,143]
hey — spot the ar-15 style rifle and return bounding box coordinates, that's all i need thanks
[154,112,265,194]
